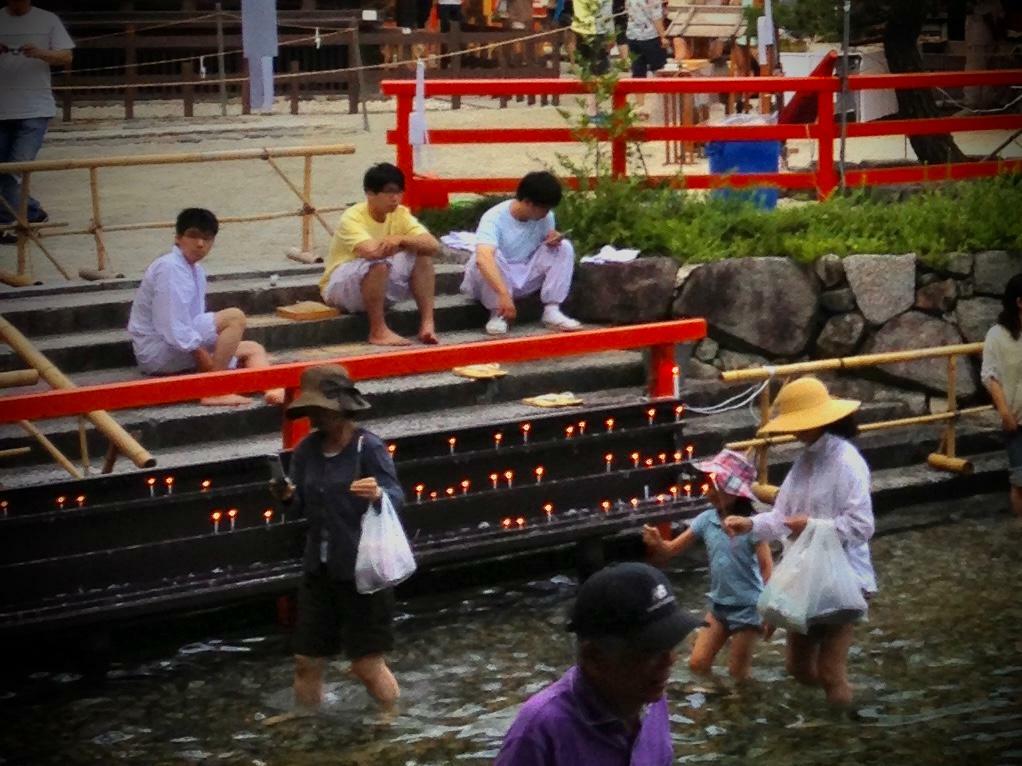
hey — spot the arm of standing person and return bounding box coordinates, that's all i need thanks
[755,540,773,583]
[826,450,874,546]
[724,480,793,541]
[20,43,72,67]
[350,435,405,512]
[642,524,697,565]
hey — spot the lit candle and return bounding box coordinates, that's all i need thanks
[521,423,531,444]
[504,470,514,488]
[686,444,695,459]
[201,479,211,492]
[565,425,575,439]
[674,404,684,422]
[448,436,457,455]
[684,483,692,498]
[605,453,613,472]
[388,444,397,458]
[490,472,499,490]
[56,495,66,510]
[147,477,156,497]
[644,458,654,467]
[535,466,544,484]
[165,476,174,495]
[0,500,8,517]
[446,487,455,498]
[263,509,273,526]
[76,494,86,508]
[228,508,238,531]
[211,510,222,534]
[658,453,667,464]
[461,479,470,495]
[672,365,680,399]
[657,494,666,504]
[670,485,679,501]
[673,451,682,463]
[647,408,656,425]
[605,417,615,433]
[415,483,424,502]
[701,482,710,495]
[601,500,611,513]
[516,517,526,528]
[494,432,503,449]
[430,491,438,501]
[502,518,512,530]
[578,420,587,435]
[630,498,639,510]
[544,503,554,521]
[631,451,640,468]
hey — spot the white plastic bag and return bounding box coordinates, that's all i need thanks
[757,518,868,633]
[354,491,417,594]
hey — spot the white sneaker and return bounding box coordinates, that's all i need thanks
[485,315,509,336]
[542,306,582,332]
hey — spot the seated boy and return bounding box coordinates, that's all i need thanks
[461,171,582,336]
[127,207,283,407]
[321,163,441,346]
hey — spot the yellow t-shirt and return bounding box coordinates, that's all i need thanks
[319,202,430,291]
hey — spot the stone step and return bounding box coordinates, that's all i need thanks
[0,263,466,338]
[0,290,504,376]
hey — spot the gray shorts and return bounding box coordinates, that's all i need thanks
[321,251,417,313]
[1006,429,1022,487]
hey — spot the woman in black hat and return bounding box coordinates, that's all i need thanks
[274,364,404,710]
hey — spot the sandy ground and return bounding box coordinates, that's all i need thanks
[3,92,1021,284]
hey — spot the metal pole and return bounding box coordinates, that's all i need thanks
[216,2,228,116]
[838,0,851,193]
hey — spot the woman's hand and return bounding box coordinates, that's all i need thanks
[783,515,809,537]
[722,515,753,537]
[350,477,383,502]
[642,525,671,564]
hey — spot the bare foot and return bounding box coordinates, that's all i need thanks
[417,327,439,345]
[264,388,286,405]
[200,393,252,407]
[368,330,413,347]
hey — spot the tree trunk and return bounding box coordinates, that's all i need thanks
[883,9,967,164]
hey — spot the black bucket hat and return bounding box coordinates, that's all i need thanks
[285,364,371,419]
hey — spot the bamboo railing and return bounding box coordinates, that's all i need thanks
[721,342,990,500]
[0,143,356,285]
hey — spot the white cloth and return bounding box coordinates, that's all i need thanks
[981,323,1022,420]
[128,247,223,375]
[321,250,418,312]
[241,0,278,58]
[579,245,640,264]
[751,432,877,594]
[248,55,274,112]
[626,0,662,41]
[460,240,575,310]
[440,230,476,252]
[0,6,74,120]
[476,199,555,265]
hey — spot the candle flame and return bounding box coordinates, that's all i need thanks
[601,500,611,512]
[147,478,156,486]
[502,518,512,529]
[535,466,544,477]
[504,470,513,480]
[630,498,639,509]
[201,479,211,490]
[165,476,174,485]
[388,444,397,455]
[446,487,455,496]
[263,509,273,520]
[658,453,667,463]
[212,511,222,522]
[516,517,526,528]
[228,508,238,519]
[521,423,531,432]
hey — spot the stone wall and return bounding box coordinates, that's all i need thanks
[568,250,1021,411]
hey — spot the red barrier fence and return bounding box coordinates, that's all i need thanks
[382,69,1022,207]
[0,319,706,450]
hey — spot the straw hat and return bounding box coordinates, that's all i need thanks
[758,376,860,434]
[285,364,371,419]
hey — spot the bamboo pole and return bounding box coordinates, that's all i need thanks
[0,316,155,469]
[301,155,313,254]
[945,354,957,458]
[720,343,984,383]
[18,420,82,479]
[0,369,39,388]
[0,446,31,460]
[0,270,37,287]
[78,416,91,476]
[0,144,357,174]
[263,152,335,237]
[756,383,770,484]
[89,167,109,273]
[727,405,994,450]
[0,195,72,280]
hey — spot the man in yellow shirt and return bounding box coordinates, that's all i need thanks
[321,163,441,346]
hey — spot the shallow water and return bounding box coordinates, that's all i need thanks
[3,512,1021,765]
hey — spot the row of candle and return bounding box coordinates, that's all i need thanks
[145,476,213,497]
[209,507,279,533]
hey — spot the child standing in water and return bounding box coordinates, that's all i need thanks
[643,449,772,681]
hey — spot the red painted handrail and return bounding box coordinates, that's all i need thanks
[382,70,1022,205]
[0,319,707,447]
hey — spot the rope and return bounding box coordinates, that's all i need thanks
[685,379,771,416]
[73,12,224,43]
[935,85,1022,115]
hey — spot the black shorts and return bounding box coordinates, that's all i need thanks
[292,569,395,660]
[574,32,611,75]
[628,37,668,78]
[612,0,627,44]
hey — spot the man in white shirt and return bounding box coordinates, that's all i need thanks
[128,208,284,407]
[0,0,73,240]
[461,171,582,336]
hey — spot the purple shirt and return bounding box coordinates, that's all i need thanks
[495,666,673,766]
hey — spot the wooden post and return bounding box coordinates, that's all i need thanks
[16,170,29,277]
[78,416,91,475]
[289,59,301,115]
[352,28,370,132]
[89,167,109,273]
[346,29,359,116]
[125,24,137,120]
[451,21,462,110]
[757,383,771,484]
[242,57,252,115]
[182,60,195,118]
[301,154,313,253]
[815,87,837,199]
[215,2,228,117]
[648,344,676,398]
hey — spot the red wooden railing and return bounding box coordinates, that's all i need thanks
[382,69,1022,207]
[0,319,706,450]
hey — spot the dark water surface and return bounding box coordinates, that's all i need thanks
[3,512,1021,765]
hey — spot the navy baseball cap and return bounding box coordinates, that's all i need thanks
[567,562,703,653]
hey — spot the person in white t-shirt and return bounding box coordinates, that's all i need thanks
[0,0,73,239]
[461,171,582,336]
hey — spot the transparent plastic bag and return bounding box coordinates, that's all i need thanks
[757,518,867,634]
[354,491,417,594]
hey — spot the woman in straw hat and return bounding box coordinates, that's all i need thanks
[273,364,403,711]
[722,376,876,706]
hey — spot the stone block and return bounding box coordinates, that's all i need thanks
[672,257,817,357]
[682,357,720,380]
[694,338,719,362]
[974,250,1022,296]
[914,279,957,313]
[814,253,845,288]
[844,253,916,325]
[716,349,771,372]
[942,252,974,278]
[815,312,866,358]
[675,263,702,289]
[820,288,857,313]
[954,297,1000,343]
[570,256,678,324]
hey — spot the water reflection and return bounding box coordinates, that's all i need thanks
[3,514,1021,764]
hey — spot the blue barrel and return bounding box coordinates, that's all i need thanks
[705,140,782,210]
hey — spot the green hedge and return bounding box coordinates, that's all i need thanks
[418,175,1022,267]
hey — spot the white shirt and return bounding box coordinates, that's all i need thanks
[475,199,555,265]
[751,432,878,594]
[981,323,1022,420]
[128,247,211,354]
[0,6,74,120]
[626,0,663,41]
